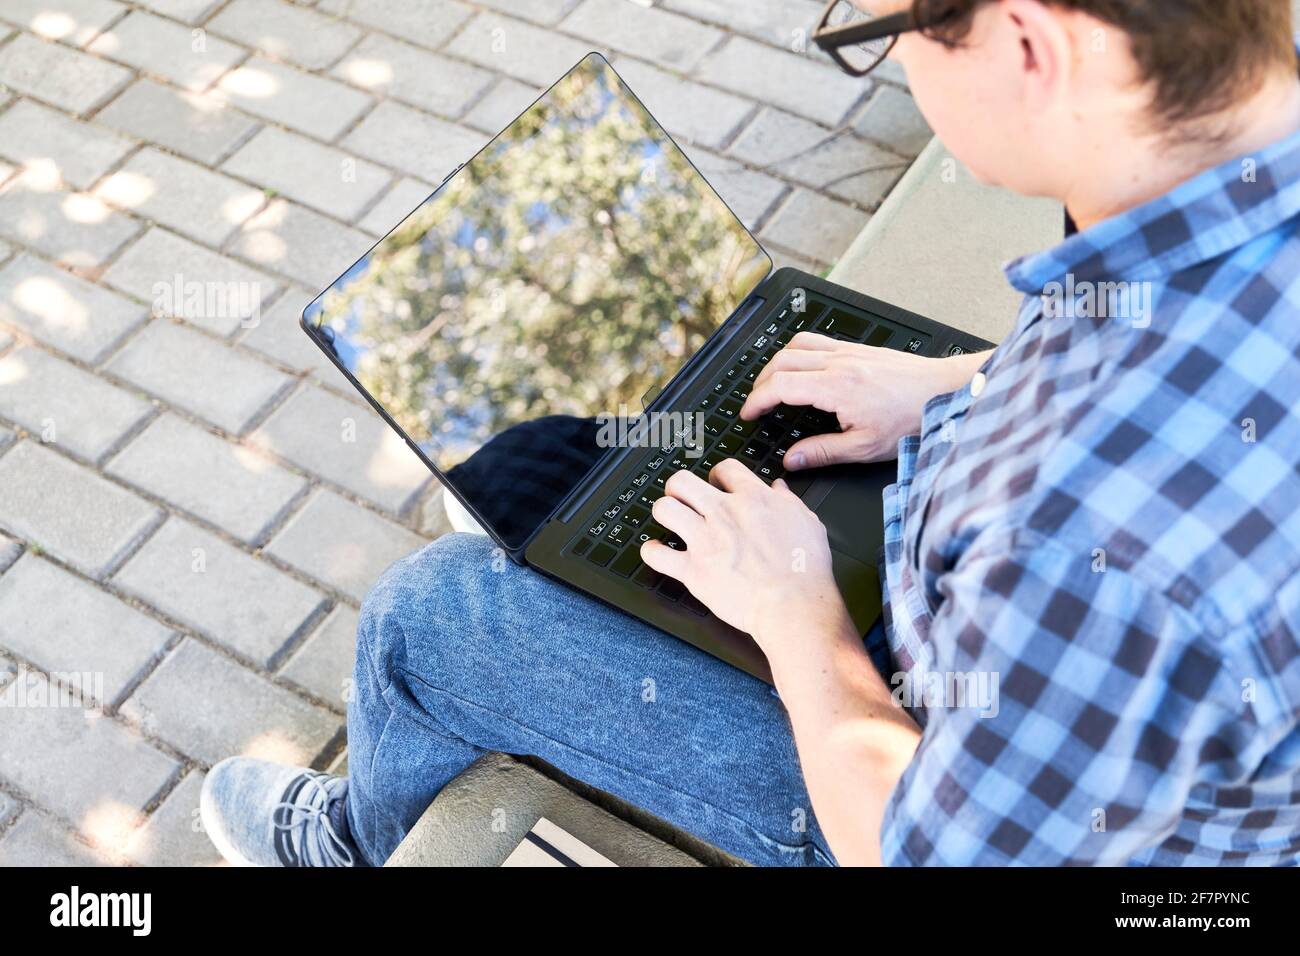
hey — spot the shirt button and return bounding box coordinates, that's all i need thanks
[970,372,987,398]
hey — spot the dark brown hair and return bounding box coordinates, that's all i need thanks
[913,0,1297,127]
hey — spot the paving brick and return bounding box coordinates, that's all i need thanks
[238,286,349,383]
[731,109,908,207]
[461,76,541,134]
[0,441,161,578]
[0,534,22,573]
[104,228,279,338]
[341,100,486,182]
[121,638,340,766]
[0,791,15,825]
[209,0,362,71]
[0,672,177,827]
[0,345,152,463]
[280,603,358,707]
[96,78,259,167]
[0,554,173,704]
[124,770,222,866]
[105,319,292,434]
[608,58,752,151]
[661,0,824,47]
[761,188,870,264]
[251,382,430,514]
[317,0,473,50]
[217,56,373,142]
[473,0,580,25]
[94,147,266,246]
[689,150,788,229]
[0,812,111,866]
[134,0,223,24]
[357,177,433,237]
[0,170,140,269]
[107,413,307,545]
[561,0,723,72]
[698,36,866,128]
[266,489,425,601]
[0,99,134,191]
[221,126,390,221]
[113,517,325,665]
[89,11,245,93]
[333,33,495,119]
[234,199,371,289]
[853,84,933,157]
[0,0,127,48]
[0,253,146,363]
[0,32,131,115]
[445,11,592,87]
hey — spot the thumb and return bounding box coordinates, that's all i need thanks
[784,431,867,470]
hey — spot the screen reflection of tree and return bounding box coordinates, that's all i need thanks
[445,415,604,545]
[312,56,769,550]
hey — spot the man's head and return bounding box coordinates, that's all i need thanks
[863,0,1298,204]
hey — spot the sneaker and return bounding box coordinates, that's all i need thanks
[200,757,365,867]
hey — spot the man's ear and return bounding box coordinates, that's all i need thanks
[998,0,1073,114]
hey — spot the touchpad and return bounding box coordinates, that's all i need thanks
[812,464,891,563]
[830,548,882,637]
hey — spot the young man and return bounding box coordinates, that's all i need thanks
[202,0,1300,866]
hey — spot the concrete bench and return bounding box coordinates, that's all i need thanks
[386,139,1063,866]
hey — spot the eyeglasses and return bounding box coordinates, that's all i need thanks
[812,1,949,77]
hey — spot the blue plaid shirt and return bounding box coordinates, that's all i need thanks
[877,112,1300,865]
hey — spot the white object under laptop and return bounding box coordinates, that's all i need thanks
[502,817,617,867]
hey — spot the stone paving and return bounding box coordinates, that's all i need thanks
[0,0,931,865]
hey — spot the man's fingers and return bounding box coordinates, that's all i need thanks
[751,348,831,392]
[741,370,833,420]
[787,331,841,351]
[785,430,872,470]
[640,539,688,579]
[708,457,762,492]
[651,494,705,541]
[663,468,723,513]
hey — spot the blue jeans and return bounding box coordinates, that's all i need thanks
[345,533,836,866]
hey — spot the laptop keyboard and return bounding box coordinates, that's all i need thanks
[568,292,942,613]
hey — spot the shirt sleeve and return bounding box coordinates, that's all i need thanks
[880,532,1263,866]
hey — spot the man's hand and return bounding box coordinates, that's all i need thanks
[741,332,989,469]
[638,460,852,655]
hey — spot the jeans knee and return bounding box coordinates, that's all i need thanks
[355,533,496,684]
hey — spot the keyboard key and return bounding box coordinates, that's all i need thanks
[681,593,710,616]
[638,487,663,507]
[646,455,665,470]
[703,415,727,437]
[607,523,631,546]
[610,547,642,578]
[756,462,780,483]
[631,472,651,487]
[658,577,686,601]
[947,344,966,356]
[715,434,740,455]
[623,506,650,527]
[633,563,663,589]
[820,309,869,339]
[587,542,617,567]
[617,487,637,504]
[717,398,742,419]
[906,336,925,352]
[572,537,592,557]
[866,326,892,347]
[589,519,608,536]
[741,441,769,461]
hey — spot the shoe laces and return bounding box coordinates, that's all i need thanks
[272,772,356,867]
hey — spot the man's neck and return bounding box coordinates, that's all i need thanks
[1065,72,1300,231]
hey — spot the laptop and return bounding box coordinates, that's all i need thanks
[301,53,990,684]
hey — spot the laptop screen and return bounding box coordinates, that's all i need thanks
[305,54,771,550]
